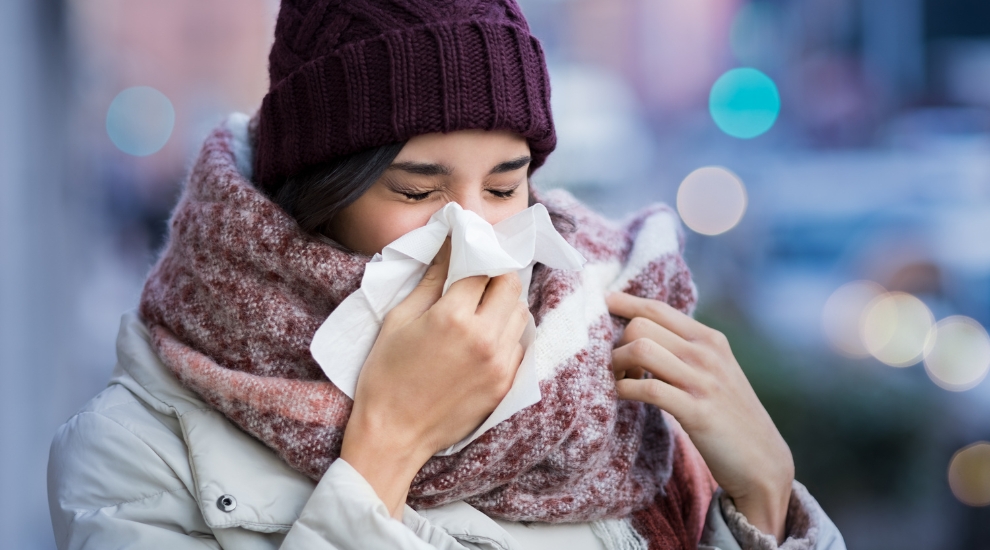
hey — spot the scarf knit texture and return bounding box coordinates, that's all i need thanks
[139,120,717,547]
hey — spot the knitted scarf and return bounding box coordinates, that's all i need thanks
[139,120,716,547]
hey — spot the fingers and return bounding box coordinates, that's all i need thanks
[441,275,491,311]
[490,343,526,402]
[497,301,530,352]
[612,338,695,390]
[477,272,523,321]
[613,364,644,381]
[615,377,690,416]
[442,269,522,320]
[607,291,702,341]
[395,239,452,318]
[618,316,690,359]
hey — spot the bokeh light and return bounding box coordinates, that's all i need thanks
[924,316,990,391]
[709,68,781,139]
[948,442,990,507]
[860,292,935,367]
[106,86,175,156]
[822,280,887,358]
[676,166,747,236]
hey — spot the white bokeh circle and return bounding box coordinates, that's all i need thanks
[676,166,747,236]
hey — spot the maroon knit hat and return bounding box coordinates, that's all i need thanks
[254,0,556,191]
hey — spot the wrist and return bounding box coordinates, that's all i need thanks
[340,407,433,519]
[731,475,793,544]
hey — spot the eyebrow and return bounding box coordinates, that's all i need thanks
[490,156,532,174]
[388,155,532,176]
[388,161,451,176]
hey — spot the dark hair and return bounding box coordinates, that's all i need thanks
[271,142,406,237]
[272,143,574,243]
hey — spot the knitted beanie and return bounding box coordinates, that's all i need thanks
[254,0,556,192]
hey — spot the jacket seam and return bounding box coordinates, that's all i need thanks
[88,386,212,421]
[206,519,294,531]
[108,377,215,417]
[80,397,146,415]
[447,533,508,550]
[91,485,191,511]
[85,390,218,440]
[177,407,223,418]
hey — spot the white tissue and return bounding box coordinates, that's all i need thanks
[310,202,586,455]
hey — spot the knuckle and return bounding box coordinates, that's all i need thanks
[481,359,514,397]
[629,338,655,363]
[626,317,649,339]
[436,306,470,333]
[503,273,523,295]
[514,302,530,322]
[453,309,474,330]
[421,265,443,284]
[705,328,729,348]
[645,379,666,401]
[471,333,498,360]
[645,300,666,321]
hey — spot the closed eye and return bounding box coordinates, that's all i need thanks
[382,175,436,201]
[400,190,433,201]
[487,188,516,199]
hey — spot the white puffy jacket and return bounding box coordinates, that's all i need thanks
[47,312,846,550]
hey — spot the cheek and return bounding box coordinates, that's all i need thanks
[339,199,443,255]
[485,186,530,225]
[367,205,434,248]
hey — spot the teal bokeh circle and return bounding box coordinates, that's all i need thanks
[709,68,780,139]
[106,86,175,156]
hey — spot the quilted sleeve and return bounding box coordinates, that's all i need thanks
[699,481,847,550]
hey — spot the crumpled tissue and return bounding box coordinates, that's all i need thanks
[310,202,586,454]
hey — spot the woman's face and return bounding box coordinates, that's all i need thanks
[329,130,532,255]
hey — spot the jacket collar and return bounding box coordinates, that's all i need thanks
[111,311,315,533]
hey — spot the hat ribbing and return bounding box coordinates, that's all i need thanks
[254,0,556,191]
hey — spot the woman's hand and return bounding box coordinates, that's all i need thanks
[340,240,530,518]
[607,291,794,543]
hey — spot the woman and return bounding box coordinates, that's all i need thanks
[48,1,845,549]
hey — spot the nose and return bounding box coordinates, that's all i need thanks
[452,193,490,223]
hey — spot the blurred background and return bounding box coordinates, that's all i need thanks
[3,0,990,548]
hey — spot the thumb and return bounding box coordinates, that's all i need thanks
[392,238,451,319]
